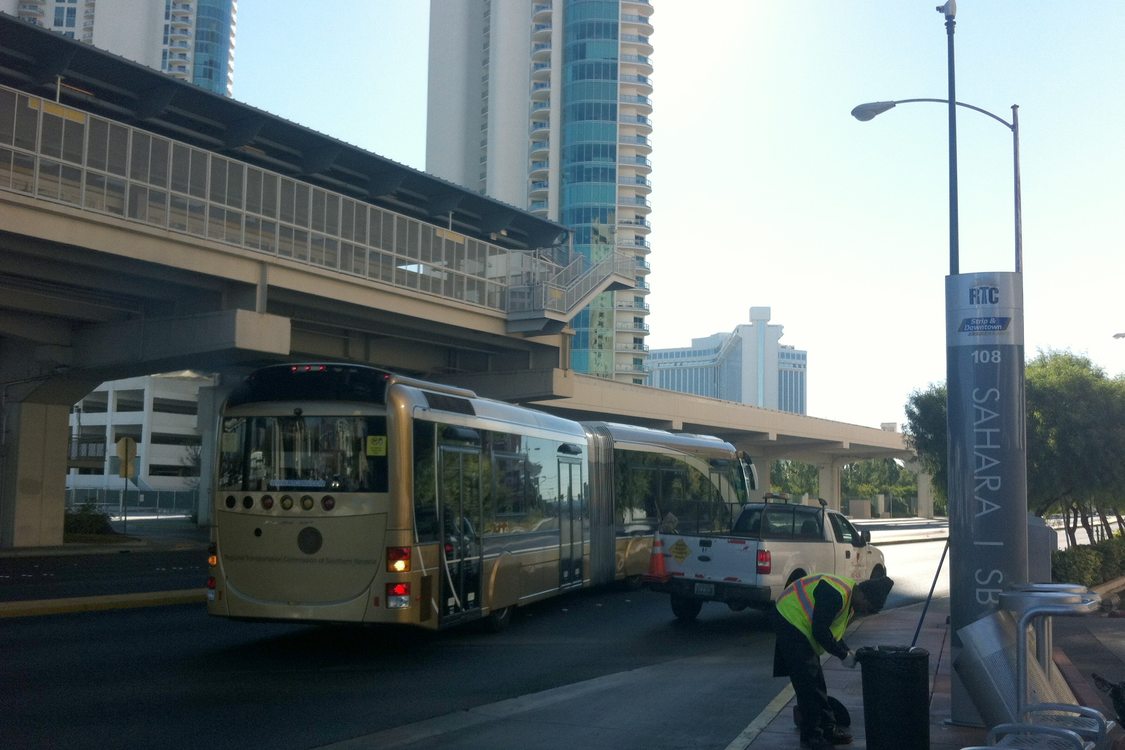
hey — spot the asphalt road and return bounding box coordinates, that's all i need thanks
[1,585,782,750]
[0,519,956,749]
[0,548,204,600]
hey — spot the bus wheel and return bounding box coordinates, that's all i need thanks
[670,595,702,622]
[484,606,512,633]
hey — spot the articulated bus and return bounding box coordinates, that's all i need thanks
[207,363,755,631]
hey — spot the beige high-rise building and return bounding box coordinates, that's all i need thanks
[427,0,654,383]
[1,0,237,96]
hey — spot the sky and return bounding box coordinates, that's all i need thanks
[232,1,1125,429]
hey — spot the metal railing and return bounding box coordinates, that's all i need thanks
[0,84,575,321]
[506,251,636,316]
[66,488,199,516]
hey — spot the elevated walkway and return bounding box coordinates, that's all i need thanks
[506,251,637,334]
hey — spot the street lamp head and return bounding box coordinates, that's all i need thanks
[851,101,898,122]
[936,1,956,18]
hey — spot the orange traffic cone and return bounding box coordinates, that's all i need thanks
[643,532,669,584]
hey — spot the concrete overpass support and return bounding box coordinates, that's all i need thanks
[0,400,71,547]
[817,460,844,511]
[915,468,935,519]
[752,455,771,495]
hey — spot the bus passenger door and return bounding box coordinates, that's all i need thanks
[558,458,584,589]
[438,445,483,624]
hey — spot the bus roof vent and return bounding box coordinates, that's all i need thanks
[424,392,476,416]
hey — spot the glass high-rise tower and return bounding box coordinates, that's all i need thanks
[427,0,653,383]
[2,0,237,96]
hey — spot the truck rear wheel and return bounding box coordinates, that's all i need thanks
[670,595,703,622]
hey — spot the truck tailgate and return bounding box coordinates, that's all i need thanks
[663,533,760,586]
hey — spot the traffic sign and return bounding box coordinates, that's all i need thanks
[116,436,137,479]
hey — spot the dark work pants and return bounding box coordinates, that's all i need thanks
[773,614,835,743]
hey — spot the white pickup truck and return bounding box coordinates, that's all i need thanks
[646,495,887,621]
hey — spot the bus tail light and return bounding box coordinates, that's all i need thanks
[387,547,411,573]
[386,582,410,608]
[207,576,216,590]
[207,544,217,567]
[756,549,772,575]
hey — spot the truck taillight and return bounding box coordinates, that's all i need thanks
[386,582,411,608]
[387,546,411,573]
[756,549,771,575]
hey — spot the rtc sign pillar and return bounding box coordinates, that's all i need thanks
[946,270,1029,722]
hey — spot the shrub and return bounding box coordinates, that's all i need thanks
[1094,535,1125,581]
[64,502,114,535]
[1052,546,1102,588]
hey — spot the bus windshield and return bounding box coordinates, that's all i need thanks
[219,415,389,492]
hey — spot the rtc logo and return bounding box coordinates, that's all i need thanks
[969,286,1000,305]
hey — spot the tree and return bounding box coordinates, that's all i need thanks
[903,351,1125,541]
[904,383,948,502]
[842,459,918,515]
[769,460,818,499]
[1024,352,1125,542]
[180,444,203,489]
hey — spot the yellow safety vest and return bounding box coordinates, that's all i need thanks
[775,574,856,654]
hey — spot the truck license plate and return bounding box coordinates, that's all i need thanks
[694,582,714,597]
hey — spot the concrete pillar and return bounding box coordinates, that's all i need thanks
[755,456,772,494]
[817,460,843,511]
[915,470,935,519]
[0,401,71,547]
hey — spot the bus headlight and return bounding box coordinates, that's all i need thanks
[386,582,411,608]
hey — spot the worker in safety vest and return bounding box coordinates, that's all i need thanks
[772,573,894,749]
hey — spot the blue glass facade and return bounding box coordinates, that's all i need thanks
[189,0,235,95]
[562,0,619,374]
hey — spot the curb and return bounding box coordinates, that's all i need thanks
[1055,647,1125,750]
[0,540,208,559]
[1054,647,1114,718]
[1054,579,1125,748]
[1093,575,1125,597]
[0,589,206,618]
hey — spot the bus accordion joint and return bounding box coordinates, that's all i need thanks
[387,547,411,573]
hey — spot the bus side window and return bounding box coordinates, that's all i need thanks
[412,420,438,542]
[364,417,389,492]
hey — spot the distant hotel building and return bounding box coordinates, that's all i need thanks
[67,372,218,498]
[647,307,807,414]
[2,0,237,96]
[426,0,654,383]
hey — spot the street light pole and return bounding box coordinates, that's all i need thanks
[850,98,1021,272]
[854,2,1029,727]
[1011,104,1022,272]
[942,1,959,275]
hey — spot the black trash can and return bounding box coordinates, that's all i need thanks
[857,645,929,750]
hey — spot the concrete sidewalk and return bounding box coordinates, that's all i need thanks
[738,587,1125,750]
